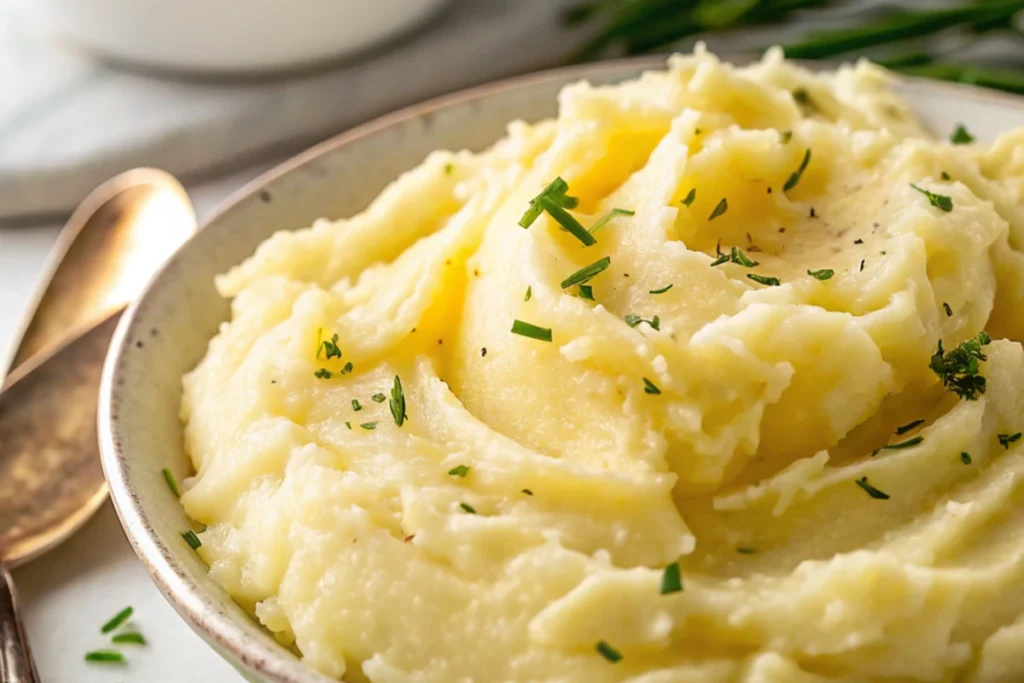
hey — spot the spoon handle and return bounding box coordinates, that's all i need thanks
[0,564,38,683]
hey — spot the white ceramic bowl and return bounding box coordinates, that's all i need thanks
[29,0,449,75]
[98,58,1024,682]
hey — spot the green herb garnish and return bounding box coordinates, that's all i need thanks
[182,530,202,550]
[737,547,756,554]
[162,468,181,497]
[642,378,661,395]
[649,284,673,295]
[85,650,125,664]
[314,368,333,379]
[111,632,147,645]
[783,148,812,192]
[448,465,470,477]
[998,432,1021,449]
[660,562,682,594]
[101,607,133,634]
[708,198,728,221]
[390,375,407,427]
[317,332,342,360]
[522,489,534,495]
[960,452,972,465]
[855,476,890,500]
[792,88,815,110]
[524,286,532,302]
[372,393,386,403]
[511,319,552,342]
[345,421,352,430]
[444,162,454,175]
[950,124,974,144]
[351,399,362,411]
[596,640,623,663]
[895,419,924,435]
[781,131,793,143]
[460,502,477,514]
[943,302,953,317]
[929,331,991,400]
[520,177,578,228]
[710,252,730,267]
[625,314,660,331]
[589,208,635,234]
[911,183,953,212]
[360,422,378,430]
[578,284,595,300]
[879,436,923,451]
[807,269,834,281]
[539,196,597,246]
[747,273,781,287]
[341,362,354,375]
[712,247,759,268]
[561,257,611,289]
[681,188,696,207]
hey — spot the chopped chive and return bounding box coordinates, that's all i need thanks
[855,476,890,500]
[459,502,477,514]
[318,333,342,361]
[710,252,730,267]
[783,148,812,192]
[730,247,759,268]
[960,452,972,465]
[807,269,834,281]
[100,606,134,634]
[162,468,181,498]
[950,124,974,144]
[511,319,552,342]
[371,393,386,403]
[521,489,534,495]
[737,547,756,554]
[660,562,682,594]
[539,196,596,246]
[389,375,407,427]
[911,183,953,212]
[895,419,924,435]
[85,650,125,664]
[448,465,470,477]
[642,378,661,395]
[998,432,1021,449]
[524,286,532,302]
[351,399,362,411]
[879,436,923,451]
[578,284,595,300]
[681,188,696,207]
[561,257,611,289]
[941,171,951,181]
[708,198,728,221]
[943,302,953,317]
[589,208,635,234]
[596,640,623,663]
[182,530,202,550]
[345,421,352,430]
[520,177,577,228]
[112,632,147,645]
[649,284,673,295]
[792,88,815,110]
[747,273,781,286]
[781,130,793,143]
[341,362,354,375]
[625,314,660,331]
[360,422,378,430]
[314,368,333,379]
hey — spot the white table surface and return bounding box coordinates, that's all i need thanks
[1,162,275,682]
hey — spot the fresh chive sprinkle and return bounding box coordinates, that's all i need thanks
[521,489,534,495]
[710,252,730,267]
[351,399,362,411]
[950,124,974,144]
[781,130,793,143]
[318,332,342,360]
[642,378,661,395]
[341,362,354,375]
[895,419,924,435]
[345,421,352,430]
[855,477,890,500]
[520,177,577,228]
[85,650,125,663]
[649,284,673,295]
[943,302,953,317]
[162,468,181,497]
[930,332,991,400]
[578,284,595,300]
[737,547,756,554]
[660,562,682,594]
[807,269,834,281]
[524,286,532,302]
[460,502,477,514]
[360,422,378,430]
[708,198,728,221]
[314,368,333,379]
[561,257,611,289]
[681,188,696,207]
[911,183,953,212]
[730,247,758,268]
[390,375,407,427]
[182,530,202,550]
[511,319,552,342]
[747,273,781,286]
[101,607,133,634]
[596,640,623,663]
[783,148,812,192]
[625,314,660,331]
[112,632,147,645]
[448,465,470,477]
[960,452,972,465]
[371,393,386,403]
[539,196,597,246]
[998,432,1021,449]
[941,171,951,181]
[879,436,923,451]
[589,208,635,234]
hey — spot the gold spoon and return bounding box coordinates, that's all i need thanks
[0,169,195,682]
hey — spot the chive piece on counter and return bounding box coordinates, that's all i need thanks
[314,368,333,379]
[524,286,533,302]
[539,196,597,246]
[998,432,1022,449]
[950,123,974,144]
[807,269,834,281]
[596,640,623,663]
[351,399,362,412]
[162,468,181,498]
[783,148,812,192]
[879,436,923,451]
[372,393,386,403]
[855,476,890,500]
[390,375,407,427]
[182,530,202,550]
[589,208,635,235]
[747,273,781,287]
[943,302,953,317]
[111,632,147,646]
[448,465,470,477]
[895,419,924,435]
[521,489,534,495]
[649,284,673,295]
[737,547,757,554]
[100,607,134,634]
[511,319,552,342]
[660,562,683,595]
[459,502,477,514]
[911,183,953,212]
[360,422,378,431]
[561,257,611,289]
[960,452,972,465]
[578,284,595,300]
[642,378,661,395]
[84,650,125,664]
[708,198,728,221]
[681,188,696,207]
[520,177,577,228]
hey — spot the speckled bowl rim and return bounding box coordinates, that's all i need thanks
[98,55,1024,683]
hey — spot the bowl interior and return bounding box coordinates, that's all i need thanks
[100,57,1024,683]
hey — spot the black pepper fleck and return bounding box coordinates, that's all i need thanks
[809,207,817,218]
[259,190,272,203]
[481,348,487,357]
[854,238,863,244]
[860,259,866,271]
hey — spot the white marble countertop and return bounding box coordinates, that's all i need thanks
[1,163,274,682]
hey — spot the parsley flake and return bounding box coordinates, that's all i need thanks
[781,130,793,143]
[625,314,660,331]
[561,257,611,289]
[708,198,728,221]
[929,332,991,400]
[855,476,890,500]
[524,285,532,302]
[578,284,595,300]
[389,375,407,427]
[960,452,972,465]
[511,319,552,342]
[943,302,953,317]
[596,640,623,663]
[360,422,378,430]
[351,399,362,411]
[660,562,683,594]
[783,148,812,192]
[314,368,333,379]
[317,331,342,360]
[460,502,477,514]
[998,432,1021,449]
[941,171,951,181]
[950,124,974,145]
[911,183,953,212]
[642,378,662,395]
[372,393,386,403]
[681,188,696,207]
[807,269,834,281]
[448,465,470,477]
[111,632,147,645]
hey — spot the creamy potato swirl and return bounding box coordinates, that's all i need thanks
[181,47,1024,682]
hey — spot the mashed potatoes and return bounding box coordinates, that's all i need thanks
[181,47,1024,682]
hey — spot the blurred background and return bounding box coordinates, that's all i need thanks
[0,1,1022,681]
